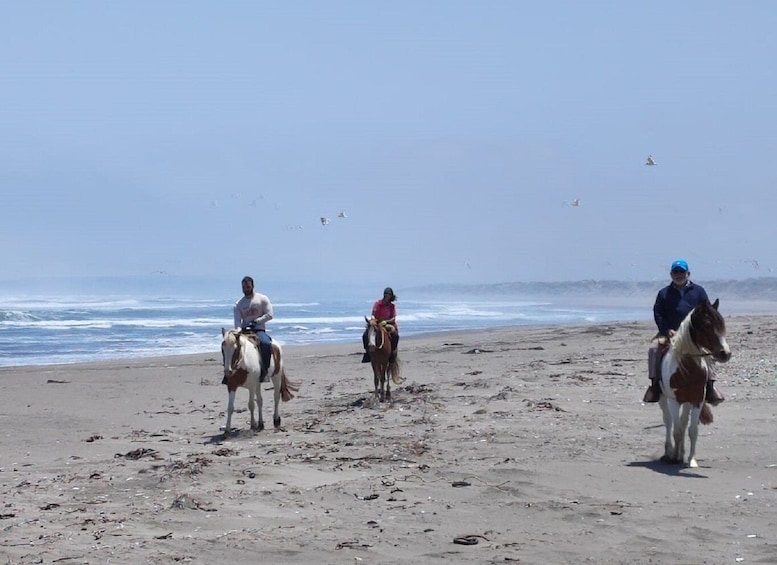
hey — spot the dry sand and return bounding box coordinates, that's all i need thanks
[1,315,776,564]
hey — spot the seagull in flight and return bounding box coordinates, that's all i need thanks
[337,211,347,218]
[320,217,330,226]
[646,155,657,166]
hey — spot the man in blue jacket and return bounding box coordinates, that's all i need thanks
[643,259,725,405]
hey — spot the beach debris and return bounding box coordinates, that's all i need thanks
[453,534,489,545]
[524,399,566,412]
[335,539,373,550]
[170,494,216,511]
[40,503,60,510]
[46,379,70,384]
[451,481,471,488]
[355,493,379,501]
[465,348,493,354]
[85,434,103,442]
[646,155,657,166]
[115,448,160,460]
[155,532,174,539]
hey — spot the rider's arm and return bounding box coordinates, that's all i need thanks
[653,291,670,336]
[233,302,242,329]
[252,297,274,326]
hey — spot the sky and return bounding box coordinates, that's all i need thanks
[2,1,776,288]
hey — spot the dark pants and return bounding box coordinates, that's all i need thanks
[255,330,272,373]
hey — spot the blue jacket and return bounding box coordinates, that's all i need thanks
[653,281,709,336]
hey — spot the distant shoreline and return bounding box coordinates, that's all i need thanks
[2,311,769,372]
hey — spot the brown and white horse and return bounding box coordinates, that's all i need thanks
[365,317,402,402]
[658,299,731,467]
[220,328,299,437]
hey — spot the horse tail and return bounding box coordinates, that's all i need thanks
[699,402,714,425]
[279,368,301,402]
[270,342,283,377]
[390,356,403,384]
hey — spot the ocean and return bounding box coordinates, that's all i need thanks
[0,276,655,368]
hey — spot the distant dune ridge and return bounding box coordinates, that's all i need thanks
[408,277,777,302]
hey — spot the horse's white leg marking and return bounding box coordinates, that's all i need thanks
[668,398,683,462]
[687,406,701,468]
[247,379,258,431]
[659,396,673,460]
[674,404,690,463]
[225,390,237,436]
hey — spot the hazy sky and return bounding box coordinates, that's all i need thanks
[2,2,776,287]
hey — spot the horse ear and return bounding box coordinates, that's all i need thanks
[222,327,227,337]
[712,298,719,310]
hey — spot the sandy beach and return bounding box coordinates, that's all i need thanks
[1,315,776,564]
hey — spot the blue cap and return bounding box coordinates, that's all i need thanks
[671,259,689,272]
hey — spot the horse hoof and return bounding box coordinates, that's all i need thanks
[273,416,281,429]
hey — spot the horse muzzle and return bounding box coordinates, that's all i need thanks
[713,350,731,363]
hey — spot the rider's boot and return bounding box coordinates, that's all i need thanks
[362,351,370,363]
[642,378,661,403]
[705,380,724,406]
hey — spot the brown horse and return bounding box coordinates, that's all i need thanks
[658,299,731,467]
[364,317,402,401]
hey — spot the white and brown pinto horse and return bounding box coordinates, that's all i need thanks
[220,329,299,437]
[658,299,731,468]
[365,317,402,402]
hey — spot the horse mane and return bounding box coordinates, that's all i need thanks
[669,305,710,374]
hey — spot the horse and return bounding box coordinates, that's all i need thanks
[658,298,731,468]
[220,328,299,437]
[364,317,402,402]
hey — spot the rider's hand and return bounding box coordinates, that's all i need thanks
[380,320,388,327]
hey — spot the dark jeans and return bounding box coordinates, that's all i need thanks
[247,328,272,372]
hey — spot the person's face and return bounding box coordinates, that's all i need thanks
[670,269,689,286]
[383,291,392,303]
[242,279,254,296]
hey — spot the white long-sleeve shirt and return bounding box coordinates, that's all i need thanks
[233,292,273,330]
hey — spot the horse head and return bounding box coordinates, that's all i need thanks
[364,316,386,352]
[690,299,731,363]
[220,328,244,380]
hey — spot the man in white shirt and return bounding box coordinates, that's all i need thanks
[233,276,274,380]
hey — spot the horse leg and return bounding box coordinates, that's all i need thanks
[372,365,381,401]
[224,390,237,437]
[659,396,674,462]
[687,406,701,468]
[255,377,265,431]
[385,367,391,400]
[271,371,282,430]
[244,381,258,431]
[673,404,690,464]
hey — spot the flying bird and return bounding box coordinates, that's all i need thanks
[338,211,347,218]
[571,199,580,207]
[320,217,330,226]
[646,155,657,166]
